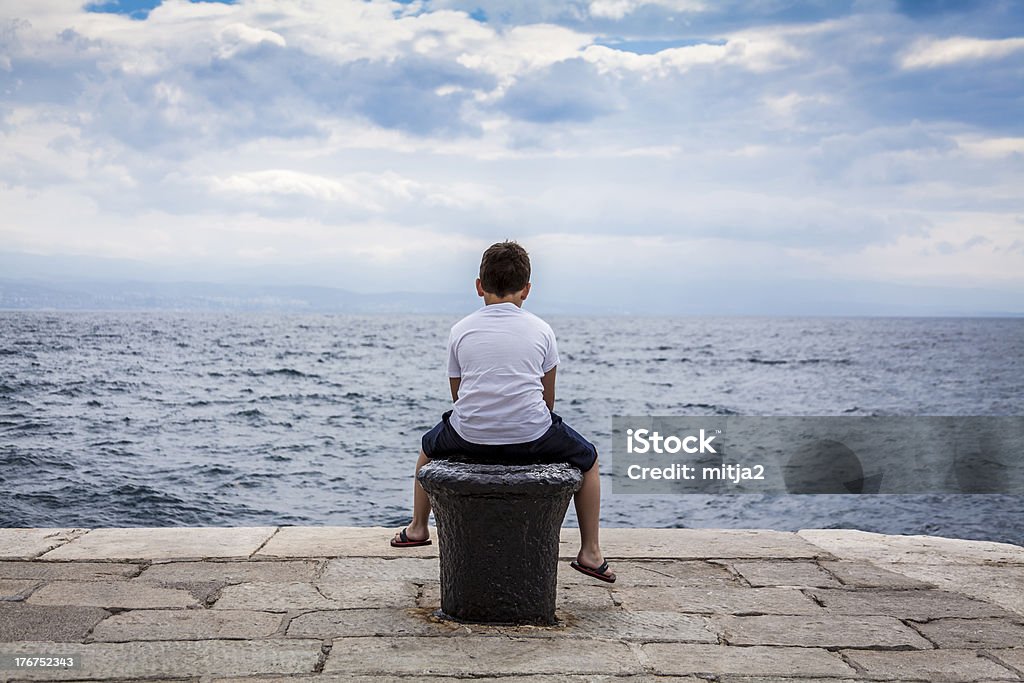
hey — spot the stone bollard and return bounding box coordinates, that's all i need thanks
[417,459,583,625]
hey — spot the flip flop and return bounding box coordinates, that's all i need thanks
[390,528,432,548]
[570,559,616,583]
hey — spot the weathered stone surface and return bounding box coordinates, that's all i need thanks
[418,582,615,610]
[557,610,716,643]
[90,608,283,641]
[809,588,1014,620]
[256,526,438,559]
[40,528,277,561]
[713,614,932,649]
[0,579,39,600]
[715,679,861,683]
[0,561,140,581]
[558,560,739,587]
[820,561,934,589]
[212,676,634,683]
[437,610,717,643]
[0,529,87,560]
[322,636,640,676]
[318,557,438,583]
[212,580,417,611]
[612,586,822,615]
[842,648,1020,681]
[723,560,841,588]
[137,560,319,584]
[642,644,854,677]
[913,618,1024,649]
[1,526,1023,681]
[875,563,1024,617]
[0,639,323,679]
[799,529,1024,565]
[286,608,458,638]
[25,581,199,609]
[988,649,1024,674]
[561,528,828,560]
[0,603,110,642]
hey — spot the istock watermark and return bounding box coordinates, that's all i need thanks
[610,416,1024,495]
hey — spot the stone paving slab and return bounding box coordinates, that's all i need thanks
[564,529,829,560]
[0,562,140,582]
[534,609,716,643]
[0,530,88,560]
[641,643,855,677]
[255,527,438,559]
[841,648,1021,681]
[317,557,437,583]
[874,563,1024,617]
[715,679,862,683]
[136,560,320,584]
[24,582,199,610]
[40,528,277,562]
[418,582,616,610]
[713,614,933,649]
[0,604,110,642]
[0,580,40,601]
[989,648,1024,674]
[322,635,640,676]
[912,617,1024,649]
[720,560,841,588]
[611,586,822,615]
[558,560,739,587]
[799,529,1024,565]
[90,609,285,641]
[212,580,417,611]
[209,676,644,683]
[808,587,1015,621]
[3,526,1024,682]
[0,639,323,680]
[286,608,458,639]
[819,560,935,589]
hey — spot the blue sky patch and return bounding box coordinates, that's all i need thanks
[86,0,236,21]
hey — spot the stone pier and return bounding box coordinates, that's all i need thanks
[1,526,1023,681]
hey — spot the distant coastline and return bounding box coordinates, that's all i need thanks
[3,278,1023,317]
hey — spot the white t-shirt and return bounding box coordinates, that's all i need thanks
[446,302,559,444]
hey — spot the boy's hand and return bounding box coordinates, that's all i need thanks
[541,366,556,411]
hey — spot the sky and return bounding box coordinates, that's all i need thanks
[1,0,1023,313]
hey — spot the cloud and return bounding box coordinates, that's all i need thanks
[588,0,705,21]
[0,0,1022,308]
[497,58,621,122]
[900,36,1024,69]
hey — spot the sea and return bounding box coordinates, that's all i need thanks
[2,311,1022,545]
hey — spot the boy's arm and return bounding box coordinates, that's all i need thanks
[541,366,556,411]
[449,377,461,402]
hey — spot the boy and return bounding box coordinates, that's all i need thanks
[391,240,615,583]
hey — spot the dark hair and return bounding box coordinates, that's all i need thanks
[479,241,531,296]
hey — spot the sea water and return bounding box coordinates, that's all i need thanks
[1,312,1021,544]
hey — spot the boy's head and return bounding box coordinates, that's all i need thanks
[478,241,531,297]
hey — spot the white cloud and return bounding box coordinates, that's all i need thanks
[900,36,1024,70]
[216,22,286,59]
[0,0,1021,307]
[582,30,801,76]
[588,0,705,21]
[208,169,497,213]
[954,136,1024,159]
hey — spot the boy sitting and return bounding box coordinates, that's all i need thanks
[391,240,615,583]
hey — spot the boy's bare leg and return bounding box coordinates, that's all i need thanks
[394,449,432,543]
[574,455,610,571]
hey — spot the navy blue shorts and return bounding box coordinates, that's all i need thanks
[421,410,598,472]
